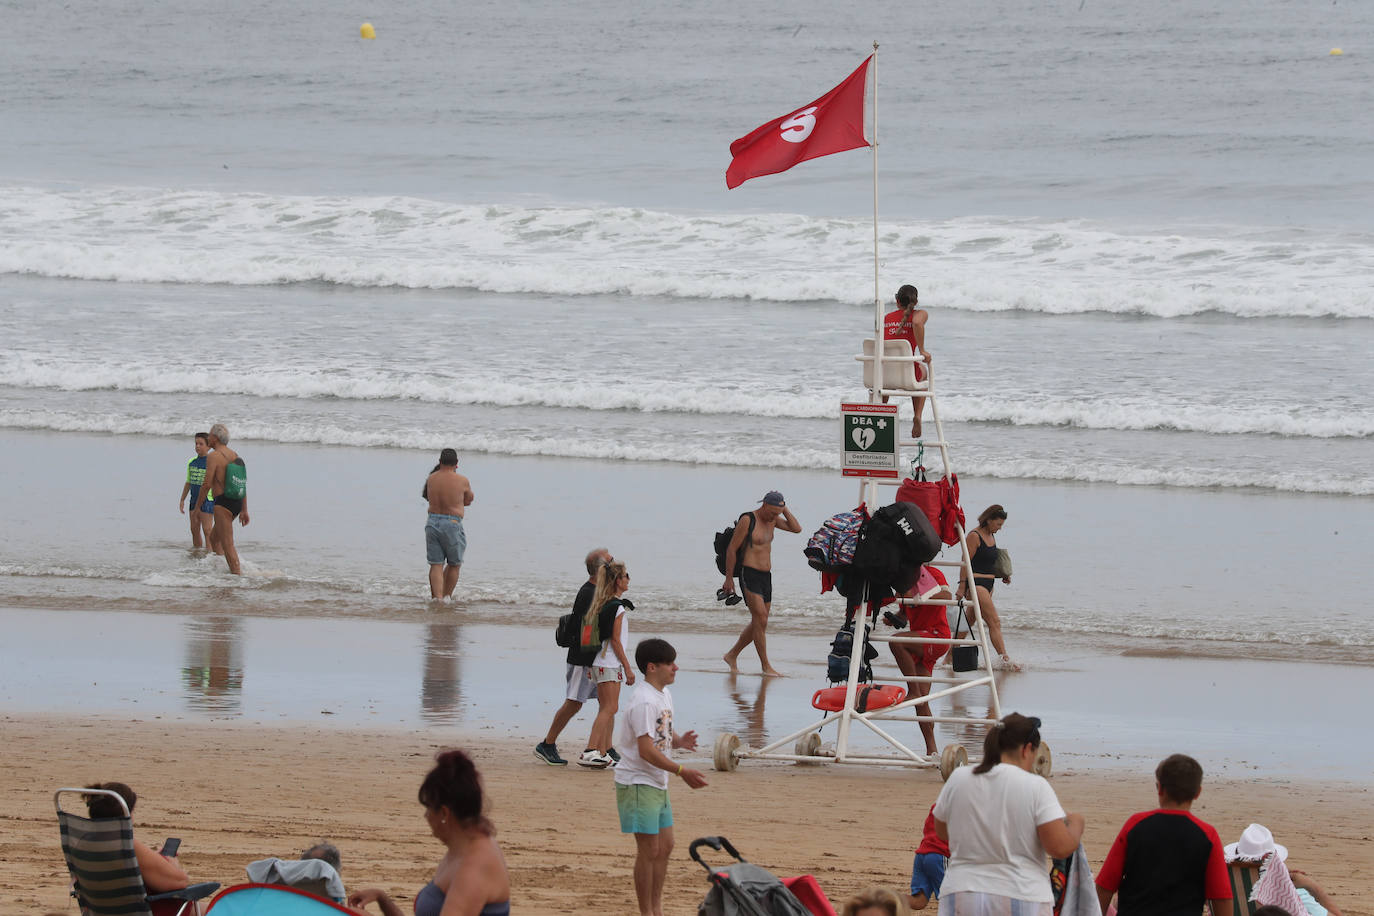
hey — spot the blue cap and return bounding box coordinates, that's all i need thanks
[760,491,785,506]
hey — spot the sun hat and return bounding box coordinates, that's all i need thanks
[760,491,785,506]
[1224,823,1288,863]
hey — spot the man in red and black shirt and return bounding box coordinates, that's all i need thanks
[1096,754,1233,916]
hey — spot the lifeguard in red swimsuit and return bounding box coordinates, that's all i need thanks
[882,284,930,438]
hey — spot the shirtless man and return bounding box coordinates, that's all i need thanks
[882,284,931,438]
[423,448,474,600]
[721,490,801,677]
[202,423,250,575]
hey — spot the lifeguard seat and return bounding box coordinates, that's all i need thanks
[860,338,927,394]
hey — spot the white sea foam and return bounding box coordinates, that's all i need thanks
[3,409,1371,495]
[3,357,1371,439]
[3,184,1372,319]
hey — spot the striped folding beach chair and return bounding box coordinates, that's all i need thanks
[56,788,220,916]
[1226,862,1260,916]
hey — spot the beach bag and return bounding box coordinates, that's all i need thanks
[992,548,1012,579]
[555,612,579,648]
[223,457,247,500]
[713,513,757,576]
[895,466,964,547]
[951,601,979,672]
[803,505,867,572]
[850,502,940,594]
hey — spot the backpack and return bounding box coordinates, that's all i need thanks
[896,467,965,546]
[850,502,940,595]
[554,612,579,648]
[825,621,878,684]
[803,505,868,573]
[713,512,757,577]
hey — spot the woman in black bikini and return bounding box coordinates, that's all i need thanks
[957,505,1020,670]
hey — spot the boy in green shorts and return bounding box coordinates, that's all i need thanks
[613,638,708,916]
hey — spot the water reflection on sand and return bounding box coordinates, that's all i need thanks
[181,617,244,714]
[3,605,1371,779]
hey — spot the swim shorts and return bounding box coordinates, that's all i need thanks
[739,566,772,603]
[188,484,215,514]
[425,513,466,566]
[215,494,244,518]
[616,783,673,835]
[565,664,597,703]
[594,665,624,685]
[908,603,952,671]
[910,851,947,900]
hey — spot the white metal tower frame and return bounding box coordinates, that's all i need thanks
[712,351,1004,774]
[711,43,1006,774]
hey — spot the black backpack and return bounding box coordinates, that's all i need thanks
[850,502,940,595]
[554,612,579,648]
[713,512,757,577]
[825,621,878,684]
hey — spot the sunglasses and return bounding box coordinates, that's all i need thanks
[715,588,743,606]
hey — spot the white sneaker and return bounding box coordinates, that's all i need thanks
[577,750,614,769]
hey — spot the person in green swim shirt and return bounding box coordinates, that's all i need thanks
[203,423,250,575]
[178,432,216,550]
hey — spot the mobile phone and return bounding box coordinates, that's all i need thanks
[160,838,181,857]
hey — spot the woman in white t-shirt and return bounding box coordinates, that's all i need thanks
[579,561,635,768]
[932,713,1084,916]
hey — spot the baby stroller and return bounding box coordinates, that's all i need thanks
[691,836,835,916]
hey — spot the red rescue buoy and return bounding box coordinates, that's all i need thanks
[811,683,906,713]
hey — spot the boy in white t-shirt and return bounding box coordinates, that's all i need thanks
[613,638,708,916]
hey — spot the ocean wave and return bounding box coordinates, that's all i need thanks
[3,409,1372,495]
[6,563,1371,652]
[2,184,1372,319]
[3,358,1371,439]
[1007,611,1374,650]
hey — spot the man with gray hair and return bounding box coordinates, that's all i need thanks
[203,423,250,574]
[301,841,341,872]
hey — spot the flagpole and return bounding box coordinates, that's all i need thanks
[870,41,881,408]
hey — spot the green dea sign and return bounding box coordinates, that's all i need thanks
[841,402,899,478]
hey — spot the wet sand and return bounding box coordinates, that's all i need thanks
[5,715,1371,915]
[6,605,1374,780]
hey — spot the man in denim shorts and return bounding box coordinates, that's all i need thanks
[422,448,474,600]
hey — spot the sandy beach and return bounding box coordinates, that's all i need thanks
[5,715,1370,915]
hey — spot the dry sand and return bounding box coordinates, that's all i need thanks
[4,714,1370,915]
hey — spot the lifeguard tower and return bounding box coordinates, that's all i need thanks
[712,314,1049,778]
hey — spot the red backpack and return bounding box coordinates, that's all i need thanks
[895,466,965,546]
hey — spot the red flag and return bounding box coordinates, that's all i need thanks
[726,56,872,190]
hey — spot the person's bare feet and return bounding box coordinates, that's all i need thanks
[762,668,785,678]
[911,420,922,439]
[723,653,740,674]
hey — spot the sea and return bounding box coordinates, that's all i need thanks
[2,1,1372,757]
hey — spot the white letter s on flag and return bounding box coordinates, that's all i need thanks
[779,106,818,144]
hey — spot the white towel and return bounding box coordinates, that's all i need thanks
[245,857,346,902]
[1058,844,1103,916]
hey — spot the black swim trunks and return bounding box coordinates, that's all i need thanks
[215,494,244,518]
[739,566,772,603]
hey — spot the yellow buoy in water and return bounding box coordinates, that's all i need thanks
[1329,48,1343,56]
[360,22,376,39]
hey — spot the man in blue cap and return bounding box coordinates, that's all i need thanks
[721,490,801,676]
